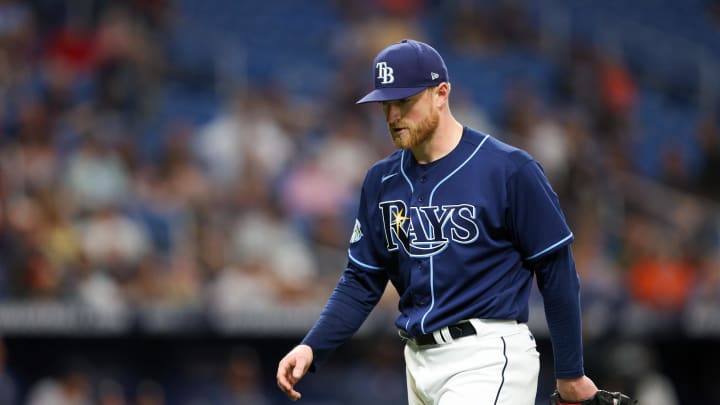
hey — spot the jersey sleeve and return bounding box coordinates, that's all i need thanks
[506,160,573,260]
[532,245,585,378]
[301,262,389,368]
[301,169,392,369]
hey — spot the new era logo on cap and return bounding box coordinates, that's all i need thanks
[357,39,449,104]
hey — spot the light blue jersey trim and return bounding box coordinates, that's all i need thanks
[525,232,574,260]
[400,150,414,193]
[420,257,436,334]
[348,250,384,270]
[381,173,399,183]
[420,134,488,334]
[428,135,488,203]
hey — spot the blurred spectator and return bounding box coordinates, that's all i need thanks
[659,143,691,192]
[63,135,132,211]
[44,7,98,70]
[0,0,34,69]
[315,114,378,191]
[604,341,680,405]
[132,123,206,255]
[34,187,82,271]
[77,205,150,271]
[125,254,196,306]
[5,195,65,298]
[159,254,202,306]
[278,153,355,221]
[278,112,378,236]
[526,112,570,187]
[193,220,231,281]
[212,346,270,405]
[122,258,156,306]
[194,90,293,187]
[97,378,128,405]
[503,82,541,150]
[74,256,127,315]
[554,43,600,110]
[206,263,278,313]
[685,243,720,335]
[205,201,319,313]
[552,109,603,214]
[26,357,93,405]
[10,99,59,190]
[134,379,166,405]
[373,0,426,17]
[155,123,211,206]
[595,52,638,136]
[94,4,164,124]
[625,218,696,315]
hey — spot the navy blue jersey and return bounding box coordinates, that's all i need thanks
[350,127,572,335]
[303,127,583,378]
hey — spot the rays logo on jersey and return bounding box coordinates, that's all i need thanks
[378,200,479,257]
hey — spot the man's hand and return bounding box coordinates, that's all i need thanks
[556,375,599,401]
[551,376,635,405]
[277,345,314,401]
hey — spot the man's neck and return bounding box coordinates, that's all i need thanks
[411,118,464,164]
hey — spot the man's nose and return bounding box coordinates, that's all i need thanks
[385,103,402,122]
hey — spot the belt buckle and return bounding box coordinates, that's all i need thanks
[399,329,434,346]
[448,324,464,338]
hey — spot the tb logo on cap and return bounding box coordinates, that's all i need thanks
[376,62,394,84]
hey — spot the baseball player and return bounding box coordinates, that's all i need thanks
[277,39,634,405]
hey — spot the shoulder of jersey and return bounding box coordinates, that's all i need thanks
[469,129,534,169]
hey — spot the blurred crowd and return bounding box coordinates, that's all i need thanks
[0,0,718,403]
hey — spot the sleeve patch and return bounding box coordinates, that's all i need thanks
[349,219,363,244]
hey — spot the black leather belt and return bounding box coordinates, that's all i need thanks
[401,321,477,346]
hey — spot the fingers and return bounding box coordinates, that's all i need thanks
[277,346,312,401]
[277,358,301,401]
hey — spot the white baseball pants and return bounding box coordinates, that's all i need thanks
[404,319,540,405]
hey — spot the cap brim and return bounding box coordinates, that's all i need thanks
[356,87,427,104]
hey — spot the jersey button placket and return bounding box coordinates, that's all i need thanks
[415,261,428,306]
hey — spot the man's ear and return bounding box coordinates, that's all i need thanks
[434,82,451,107]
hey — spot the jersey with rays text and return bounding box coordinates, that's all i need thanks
[349,127,573,335]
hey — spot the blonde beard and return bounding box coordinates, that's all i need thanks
[390,108,440,150]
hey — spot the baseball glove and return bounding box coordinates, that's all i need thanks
[550,389,636,405]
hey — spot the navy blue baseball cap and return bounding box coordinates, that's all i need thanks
[356,39,449,104]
